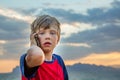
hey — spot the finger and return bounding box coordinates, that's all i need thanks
[30,33,38,46]
[30,33,37,40]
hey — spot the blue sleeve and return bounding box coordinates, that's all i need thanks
[20,54,26,76]
[53,54,69,80]
[20,53,38,78]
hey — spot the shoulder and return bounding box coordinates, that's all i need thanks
[53,54,63,59]
[53,54,64,66]
[53,54,64,62]
[53,54,69,80]
[20,53,27,62]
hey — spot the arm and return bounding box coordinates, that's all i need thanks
[23,33,45,77]
[25,33,44,68]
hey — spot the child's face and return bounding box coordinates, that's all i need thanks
[37,27,59,53]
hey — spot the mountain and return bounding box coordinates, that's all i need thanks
[0,63,120,80]
[0,66,21,80]
[111,65,120,68]
[67,63,120,80]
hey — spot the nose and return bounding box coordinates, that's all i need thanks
[45,33,51,40]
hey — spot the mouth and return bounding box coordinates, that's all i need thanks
[43,42,52,47]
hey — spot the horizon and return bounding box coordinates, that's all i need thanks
[0,60,120,73]
[0,62,120,74]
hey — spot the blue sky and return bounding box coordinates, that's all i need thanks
[0,0,113,13]
[0,0,120,73]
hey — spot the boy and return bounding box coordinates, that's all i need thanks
[20,15,68,80]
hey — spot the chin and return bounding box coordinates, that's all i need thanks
[43,49,52,53]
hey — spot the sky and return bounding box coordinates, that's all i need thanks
[0,0,120,73]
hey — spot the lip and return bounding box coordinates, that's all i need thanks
[43,42,52,46]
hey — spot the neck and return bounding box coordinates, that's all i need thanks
[44,50,53,61]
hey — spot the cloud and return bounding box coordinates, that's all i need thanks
[0,0,120,62]
[0,8,34,23]
[61,23,96,38]
[59,42,91,48]
[35,0,120,26]
[25,0,120,39]
[58,24,120,60]
[0,16,29,40]
[0,38,30,59]
[0,46,5,56]
[0,40,6,44]
[17,0,120,61]
[65,52,120,67]
[0,8,31,59]
[62,24,120,42]
[0,59,19,73]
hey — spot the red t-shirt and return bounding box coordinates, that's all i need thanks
[20,54,68,80]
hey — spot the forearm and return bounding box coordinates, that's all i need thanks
[24,58,39,77]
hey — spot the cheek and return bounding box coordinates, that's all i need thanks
[52,36,58,44]
[38,36,43,43]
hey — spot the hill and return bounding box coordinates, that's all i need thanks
[67,63,120,80]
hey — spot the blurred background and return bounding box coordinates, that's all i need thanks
[0,0,120,80]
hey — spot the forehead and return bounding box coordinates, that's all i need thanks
[39,27,58,31]
[40,20,59,30]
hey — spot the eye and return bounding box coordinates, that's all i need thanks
[39,32,44,35]
[50,31,56,35]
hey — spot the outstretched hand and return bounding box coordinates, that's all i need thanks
[26,32,45,67]
[26,45,45,67]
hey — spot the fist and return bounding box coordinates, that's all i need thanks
[26,45,45,67]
